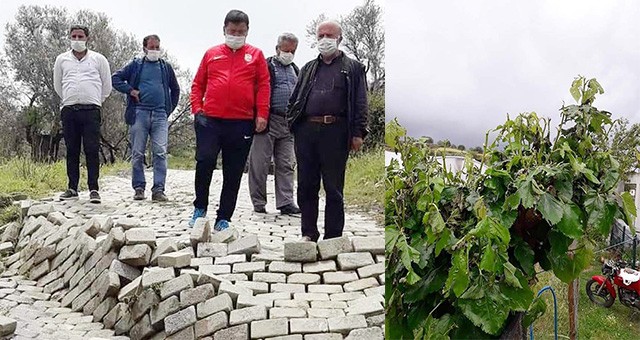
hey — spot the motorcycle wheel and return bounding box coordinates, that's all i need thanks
[586,279,615,308]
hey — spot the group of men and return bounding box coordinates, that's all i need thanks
[53,10,368,242]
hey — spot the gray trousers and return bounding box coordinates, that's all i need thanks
[248,114,296,209]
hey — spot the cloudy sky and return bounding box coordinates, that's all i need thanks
[0,0,377,75]
[387,0,640,148]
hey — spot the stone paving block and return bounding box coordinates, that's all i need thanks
[214,254,246,265]
[83,217,101,237]
[311,301,349,310]
[47,211,68,225]
[191,218,211,247]
[210,226,239,244]
[308,308,346,319]
[27,204,53,218]
[114,218,141,230]
[33,245,57,264]
[251,318,289,339]
[365,314,385,327]
[114,312,135,335]
[195,311,228,338]
[219,273,250,282]
[50,248,70,271]
[180,283,215,308]
[103,302,127,329]
[93,296,117,322]
[236,294,275,309]
[251,252,284,263]
[217,280,260,296]
[29,259,50,280]
[356,263,384,279]
[228,235,261,255]
[191,257,213,267]
[118,276,142,302]
[229,305,267,326]
[293,293,330,302]
[233,261,265,276]
[327,314,367,335]
[104,227,126,252]
[344,326,383,340]
[71,288,92,312]
[271,283,306,294]
[351,237,383,255]
[288,273,321,285]
[150,295,180,329]
[131,288,160,321]
[274,299,310,310]
[289,318,329,334]
[158,250,192,268]
[219,281,253,304]
[82,294,102,315]
[305,334,343,340]
[330,292,366,302]
[125,228,157,247]
[336,253,374,271]
[213,323,249,340]
[200,264,232,275]
[377,274,384,285]
[269,261,302,274]
[343,278,379,292]
[164,306,197,335]
[1,222,19,243]
[308,285,344,294]
[165,325,192,340]
[363,286,384,297]
[323,271,359,285]
[160,273,194,300]
[269,307,307,319]
[197,243,228,258]
[284,242,317,262]
[0,315,16,337]
[141,267,175,288]
[303,260,337,274]
[36,269,59,288]
[197,293,233,319]
[129,314,155,340]
[253,272,287,283]
[345,300,384,317]
[317,236,353,260]
[151,238,179,265]
[119,244,152,266]
[375,255,384,264]
[197,272,231,290]
[110,259,142,282]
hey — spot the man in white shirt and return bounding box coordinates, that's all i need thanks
[53,25,112,203]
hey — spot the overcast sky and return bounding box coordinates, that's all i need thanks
[387,0,640,147]
[0,0,379,76]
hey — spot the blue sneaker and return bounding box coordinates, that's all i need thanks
[189,208,207,227]
[214,219,230,231]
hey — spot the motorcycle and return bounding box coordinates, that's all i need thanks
[586,259,640,310]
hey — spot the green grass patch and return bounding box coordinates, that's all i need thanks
[531,262,640,340]
[344,148,384,213]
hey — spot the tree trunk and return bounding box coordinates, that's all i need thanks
[500,312,527,340]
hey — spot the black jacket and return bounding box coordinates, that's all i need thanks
[287,52,368,145]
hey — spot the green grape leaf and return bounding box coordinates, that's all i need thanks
[538,193,564,225]
[556,203,585,239]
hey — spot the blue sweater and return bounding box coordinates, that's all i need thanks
[112,57,180,125]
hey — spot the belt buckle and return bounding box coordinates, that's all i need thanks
[323,115,332,124]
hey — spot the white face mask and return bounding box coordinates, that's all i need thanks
[277,51,294,65]
[317,37,338,56]
[70,39,87,52]
[225,34,246,50]
[145,49,161,62]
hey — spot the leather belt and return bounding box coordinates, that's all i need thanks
[64,104,100,111]
[306,115,343,124]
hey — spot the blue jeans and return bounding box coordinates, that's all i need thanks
[130,108,168,193]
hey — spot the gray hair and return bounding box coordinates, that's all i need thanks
[277,33,298,46]
[316,20,342,36]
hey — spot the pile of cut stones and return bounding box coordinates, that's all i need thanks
[0,202,385,339]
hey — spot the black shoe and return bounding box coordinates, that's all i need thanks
[59,189,78,201]
[152,191,168,202]
[133,188,145,201]
[254,206,267,214]
[89,190,101,204]
[279,204,301,215]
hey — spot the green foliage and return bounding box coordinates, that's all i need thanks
[385,77,635,338]
[364,89,385,150]
[345,148,384,213]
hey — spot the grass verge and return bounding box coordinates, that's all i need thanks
[531,262,640,340]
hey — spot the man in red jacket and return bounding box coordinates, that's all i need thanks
[189,9,270,230]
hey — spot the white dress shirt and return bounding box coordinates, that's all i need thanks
[53,49,112,108]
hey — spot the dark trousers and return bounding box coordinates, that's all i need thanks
[294,120,349,241]
[61,105,101,192]
[193,115,254,223]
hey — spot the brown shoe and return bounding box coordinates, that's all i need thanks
[152,191,168,202]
